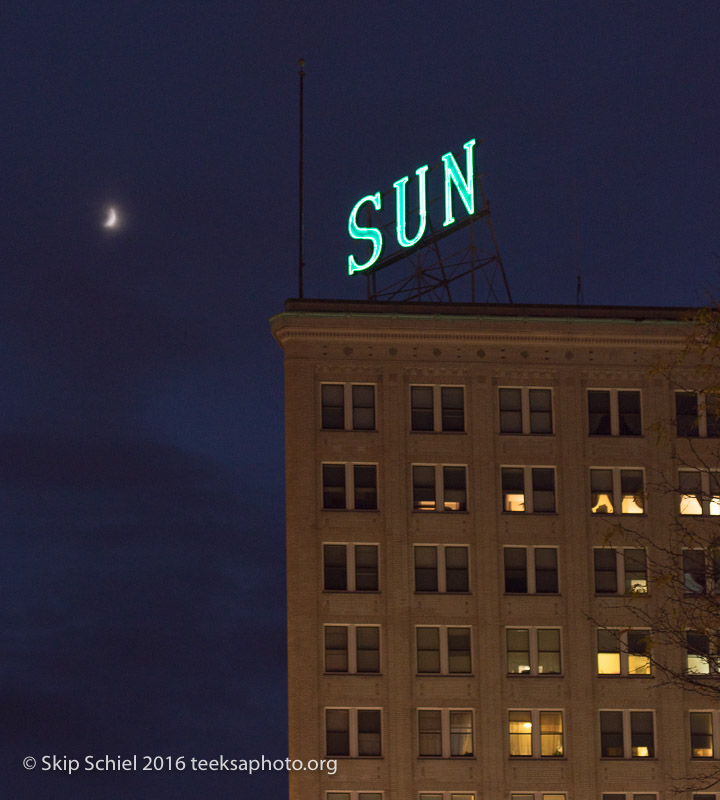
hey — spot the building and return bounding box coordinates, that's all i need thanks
[271,298,718,800]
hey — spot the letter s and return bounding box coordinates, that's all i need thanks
[348,193,382,274]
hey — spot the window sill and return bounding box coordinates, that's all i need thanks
[418,755,476,760]
[499,432,555,437]
[600,756,657,761]
[589,434,644,438]
[320,428,378,433]
[324,672,383,676]
[322,590,381,594]
[506,673,563,678]
[504,592,560,597]
[412,510,470,515]
[410,430,467,435]
[502,511,558,516]
[322,508,380,513]
[590,513,646,518]
[414,591,472,595]
[596,674,653,679]
[594,593,650,598]
[416,673,475,678]
[509,756,567,761]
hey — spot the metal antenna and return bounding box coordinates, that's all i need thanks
[298,58,305,298]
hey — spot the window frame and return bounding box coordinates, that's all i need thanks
[501,466,557,513]
[503,546,559,594]
[679,469,720,516]
[321,382,376,431]
[498,386,554,435]
[417,708,475,758]
[412,464,468,512]
[589,467,645,515]
[418,794,475,800]
[325,707,382,758]
[686,630,720,675]
[322,462,378,511]
[506,627,562,676]
[601,795,658,800]
[511,795,567,800]
[596,628,652,677]
[410,384,466,433]
[689,710,718,759]
[599,709,655,759]
[675,390,720,438]
[327,793,384,800]
[593,547,648,595]
[508,709,565,758]
[414,545,470,593]
[324,624,381,674]
[682,548,720,594]
[587,388,642,436]
[416,625,472,675]
[323,543,379,592]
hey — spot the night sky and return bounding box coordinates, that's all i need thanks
[3,3,720,798]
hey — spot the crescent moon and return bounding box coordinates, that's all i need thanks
[103,207,118,228]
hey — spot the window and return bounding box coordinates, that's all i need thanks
[596,629,651,675]
[506,628,561,675]
[323,544,379,592]
[590,469,645,514]
[683,549,720,594]
[325,625,380,673]
[504,547,559,593]
[508,710,564,757]
[322,463,377,510]
[501,467,556,513]
[676,391,720,438]
[690,711,717,758]
[499,387,553,434]
[679,470,720,515]
[687,631,720,674]
[416,627,472,674]
[511,795,566,800]
[588,389,642,436]
[600,710,654,758]
[415,545,469,592]
[417,709,473,757]
[413,465,467,511]
[419,794,474,800]
[411,385,465,432]
[325,708,381,757]
[694,795,718,800]
[328,794,383,800]
[321,383,376,430]
[602,795,657,800]
[593,548,648,594]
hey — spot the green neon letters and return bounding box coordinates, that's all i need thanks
[394,165,428,248]
[442,138,475,226]
[347,139,476,275]
[347,193,383,274]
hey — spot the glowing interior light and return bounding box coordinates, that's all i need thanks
[523,722,532,729]
[348,193,383,274]
[591,493,614,514]
[504,494,525,512]
[621,494,644,514]
[394,165,428,247]
[710,496,720,515]
[442,138,476,226]
[633,746,650,758]
[680,494,703,515]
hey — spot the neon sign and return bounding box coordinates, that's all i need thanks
[348,139,477,275]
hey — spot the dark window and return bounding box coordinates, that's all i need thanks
[326,709,350,756]
[411,386,434,431]
[504,547,528,593]
[355,545,379,591]
[600,710,624,757]
[499,388,523,433]
[443,466,467,512]
[441,387,465,432]
[413,465,436,510]
[415,546,438,592]
[323,545,347,590]
[529,389,552,433]
[323,464,346,509]
[321,384,345,429]
[357,710,381,756]
[535,548,559,593]
[353,464,377,510]
[532,468,556,513]
[445,546,469,592]
[630,711,654,757]
[594,549,618,593]
[676,392,699,437]
[352,385,375,430]
[618,390,642,435]
[588,390,612,435]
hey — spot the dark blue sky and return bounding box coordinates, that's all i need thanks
[2,2,719,797]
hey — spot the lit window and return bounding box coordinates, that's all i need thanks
[325,625,380,674]
[323,544,379,592]
[501,467,556,513]
[419,794,475,800]
[687,631,720,674]
[411,385,465,432]
[683,549,720,594]
[414,545,469,593]
[511,795,567,800]
[412,464,467,511]
[508,710,564,757]
[499,387,553,434]
[600,710,654,758]
[676,391,720,438]
[322,463,377,510]
[504,547,559,594]
[596,629,652,676]
[326,708,381,757]
[593,548,648,594]
[690,711,715,758]
[679,470,720,515]
[321,383,376,430]
[590,468,644,514]
[506,628,561,675]
[588,389,642,436]
[417,709,474,757]
[417,626,471,674]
